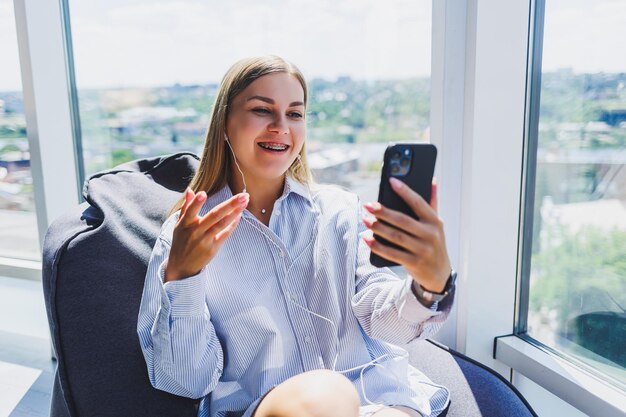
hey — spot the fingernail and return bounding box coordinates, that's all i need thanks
[237,193,249,204]
[390,177,403,190]
[362,217,373,228]
[362,236,374,247]
[364,202,381,213]
[197,192,206,202]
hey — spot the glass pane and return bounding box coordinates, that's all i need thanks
[68,0,431,203]
[0,0,39,261]
[527,0,626,385]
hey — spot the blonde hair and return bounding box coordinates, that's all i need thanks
[171,55,312,214]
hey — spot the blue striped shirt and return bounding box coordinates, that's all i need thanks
[137,176,452,417]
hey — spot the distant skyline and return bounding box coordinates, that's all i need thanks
[1,0,626,92]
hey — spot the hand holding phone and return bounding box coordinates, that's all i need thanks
[369,143,437,267]
[363,143,451,294]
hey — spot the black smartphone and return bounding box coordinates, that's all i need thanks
[369,143,437,268]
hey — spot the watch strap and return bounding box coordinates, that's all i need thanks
[413,270,457,305]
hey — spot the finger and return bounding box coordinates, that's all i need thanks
[205,208,244,240]
[199,193,249,231]
[389,177,438,223]
[180,188,195,217]
[363,203,432,239]
[363,235,416,266]
[431,178,438,212]
[181,191,207,225]
[363,217,428,254]
[213,213,242,243]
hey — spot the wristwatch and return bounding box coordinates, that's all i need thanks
[413,270,457,304]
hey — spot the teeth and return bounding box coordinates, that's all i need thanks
[259,143,288,151]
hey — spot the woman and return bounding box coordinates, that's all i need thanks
[137,55,455,417]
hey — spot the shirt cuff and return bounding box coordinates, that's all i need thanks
[395,276,441,325]
[160,261,208,317]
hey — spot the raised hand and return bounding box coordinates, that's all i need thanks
[164,188,249,282]
[362,177,451,293]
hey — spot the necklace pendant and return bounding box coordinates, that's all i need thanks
[261,209,266,214]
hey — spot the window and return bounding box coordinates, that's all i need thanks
[68,0,432,202]
[0,0,39,261]
[522,0,626,387]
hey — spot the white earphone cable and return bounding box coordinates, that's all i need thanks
[224,134,247,193]
[224,134,401,409]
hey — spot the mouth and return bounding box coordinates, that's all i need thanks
[257,142,290,153]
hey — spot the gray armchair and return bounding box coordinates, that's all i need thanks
[42,152,536,417]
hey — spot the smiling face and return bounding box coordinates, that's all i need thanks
[225,72,306,183]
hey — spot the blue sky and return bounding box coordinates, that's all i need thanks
[1,0,625,91]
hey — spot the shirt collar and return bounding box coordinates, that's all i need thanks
[283,175,313,206]
[212,176,313,207]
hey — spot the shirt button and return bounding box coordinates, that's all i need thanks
[304,336,311,343]
[275,210,281,216]
[278,250,285,257]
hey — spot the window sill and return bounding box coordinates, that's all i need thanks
[0,257,42,281]
[495,335,626,417]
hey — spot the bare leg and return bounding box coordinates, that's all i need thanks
[253,369,360,417]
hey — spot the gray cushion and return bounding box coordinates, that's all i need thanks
[408,340,536,416]
[43,153,200,417]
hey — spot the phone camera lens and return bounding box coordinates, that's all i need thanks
[400,158,410,167]
[392,151,401,160]
[391,165,400,175]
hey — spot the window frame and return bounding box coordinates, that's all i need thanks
[514,0,545,338]
[489,0,626,415]
[433,0,625,414]
[496,335,626,416]
[9,0,81,278]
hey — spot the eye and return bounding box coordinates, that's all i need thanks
[252,107,271,115]
[289,111,304,119]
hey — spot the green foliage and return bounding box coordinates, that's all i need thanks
[307,77,430,143]
[540,72,626,123]
[0,144,21,153]
[168,95,215,114]
[111,148,135,167]
[538,71,626,149]
[530,227,626,327]
[0,127,26,139]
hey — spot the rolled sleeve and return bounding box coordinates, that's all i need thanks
[395,276,442,325]
[161,264,209,318]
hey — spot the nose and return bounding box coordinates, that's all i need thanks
[268,114,289,135]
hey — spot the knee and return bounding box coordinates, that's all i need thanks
[296,370,360,417]
[264,369,359,417]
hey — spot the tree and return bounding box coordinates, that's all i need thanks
[530,226,626,329]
